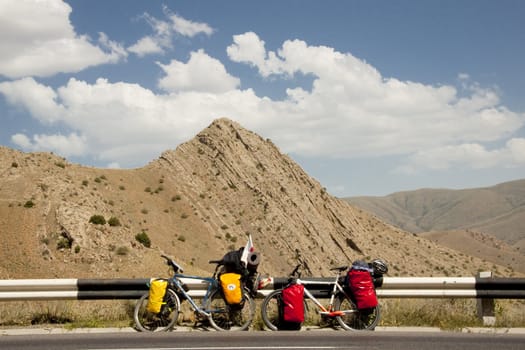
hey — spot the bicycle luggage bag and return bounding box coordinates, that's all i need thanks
[147,278,168,313]
[220,272,243,305]
[347,269,378,309]
[281,283,305,323]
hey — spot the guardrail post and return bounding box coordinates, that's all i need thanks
[476,271,495,326]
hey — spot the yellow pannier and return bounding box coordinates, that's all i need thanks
[219,273,242,305]
[146,279,168,313]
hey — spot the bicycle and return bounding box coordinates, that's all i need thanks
[260,264,381,331]
[133,254,256,332]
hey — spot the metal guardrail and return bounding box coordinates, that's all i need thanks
[1,276,524,301]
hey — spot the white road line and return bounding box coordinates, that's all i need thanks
[87,347,338,350]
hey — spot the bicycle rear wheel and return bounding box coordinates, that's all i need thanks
[334,293,380,330]
[133,289,180,332]
[206,288,255,331]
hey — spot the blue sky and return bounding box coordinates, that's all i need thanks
[1,0,524,197]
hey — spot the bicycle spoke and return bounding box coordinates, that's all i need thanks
[207,289,255,331]
[335,294,380,330]
[133,289,180,332]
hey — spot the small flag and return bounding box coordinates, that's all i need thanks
[240,234,254,266]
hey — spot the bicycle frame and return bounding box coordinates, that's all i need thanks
[169,273,218,318]
[297,275,351,317]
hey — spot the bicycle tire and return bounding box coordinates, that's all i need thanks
[206,288,255,331]
[334,293,380,330]
[260,289,282,331]
[260,289,309,331]
[133,289,180,332]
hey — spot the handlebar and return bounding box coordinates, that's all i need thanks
[161,254,184,273]
[290,264,301,278]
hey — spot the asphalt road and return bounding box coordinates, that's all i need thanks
[1,330,525,350]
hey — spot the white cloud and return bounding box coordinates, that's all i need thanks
[11,132,87,157]
[157,50,240,93]
[397,138,525,174]
[508,138,525,163]
[11,134,32,149]
[0,76,258,166]
[127,36,164,57]
[127,9,213,57]
[0,0,126,78]
[168,12,214,37]
[127,12,173,56]
[0,77,65,123]
[227,32,268,71]
[0,31,523,174]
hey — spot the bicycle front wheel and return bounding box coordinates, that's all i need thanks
[206,288,255,331]
[260,289,307,331]
[133,289,180,332]
[334,293,380,330]
[260,289,282,331]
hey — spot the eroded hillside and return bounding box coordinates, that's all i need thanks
[0,119,513,280]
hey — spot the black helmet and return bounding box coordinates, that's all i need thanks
[371,258,388,274]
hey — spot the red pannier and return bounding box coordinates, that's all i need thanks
[281,283,305,323]
[347,269,378,309]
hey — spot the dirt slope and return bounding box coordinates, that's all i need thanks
[0,118,514,280]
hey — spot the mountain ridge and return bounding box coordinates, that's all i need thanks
[344,180,525,273]
[0,118,515,280]
[344,179,525,244]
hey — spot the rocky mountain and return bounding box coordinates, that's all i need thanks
[0,118,514,280]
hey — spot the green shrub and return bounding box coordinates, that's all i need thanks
[135,231,151,248]
[89,215,106,225]
[57,237,72,250]
[23,200,35,208]
[108,217,121,227]
[11,162,18,168]
[116,246,129,255]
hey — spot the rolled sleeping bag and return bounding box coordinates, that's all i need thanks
[247,251,261,272]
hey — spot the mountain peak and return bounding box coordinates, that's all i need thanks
[0,119,510,279]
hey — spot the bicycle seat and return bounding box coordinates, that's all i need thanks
[330,266,349,272]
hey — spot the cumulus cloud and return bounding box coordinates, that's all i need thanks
[0,29,523,174]
[0,0,126,78]
[0,76,258,166]
[396,139,525,174]
[127,36,164,57]
[11,132,87,157]
[0,77,65,122]
[157,50,240,93]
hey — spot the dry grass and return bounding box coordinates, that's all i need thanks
[379,299,525,329]
[0,300,135,329]
[1,298,524,330]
